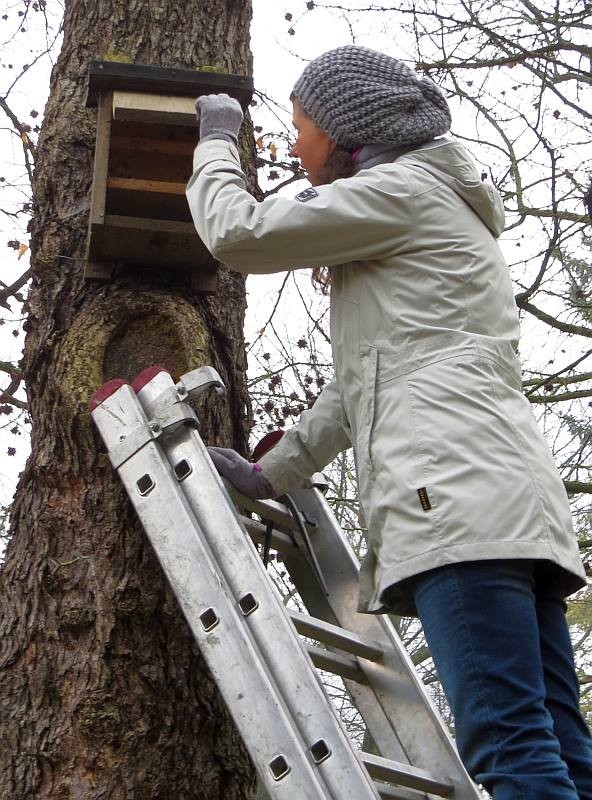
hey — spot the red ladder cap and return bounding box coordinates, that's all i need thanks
[88,379,128,412]
[132,365,169,393]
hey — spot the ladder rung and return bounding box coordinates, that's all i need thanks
[290,610,384,662]
[306,644,368,683]
[240,516,298,554]
[361,753,454,797]
[374,781,428,800]
[235,493,317,536]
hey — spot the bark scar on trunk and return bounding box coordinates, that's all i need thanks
[55,289,211,409]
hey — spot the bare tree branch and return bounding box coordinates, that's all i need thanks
[517,300,592,338]
[566,481,592,496]
[0,268,31,310]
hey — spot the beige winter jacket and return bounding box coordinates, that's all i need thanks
[187,138,587,615]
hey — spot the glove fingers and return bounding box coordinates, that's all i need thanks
[195,93,243,145]
[195,93,237,115]
[208,446,239,459]
[207,447,237,477]
[206,446,273,500]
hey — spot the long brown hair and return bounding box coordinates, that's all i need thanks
[311,146,355,293]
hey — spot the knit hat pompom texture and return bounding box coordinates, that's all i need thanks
[292,45,451,149]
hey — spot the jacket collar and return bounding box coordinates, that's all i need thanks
[352,138,450,173]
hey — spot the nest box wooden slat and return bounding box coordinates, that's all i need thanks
[85,61,254,291]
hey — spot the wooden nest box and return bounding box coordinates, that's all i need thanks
[85,61,254,291]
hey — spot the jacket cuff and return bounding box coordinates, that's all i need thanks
[257,429,318,497]
[193,138,240,170]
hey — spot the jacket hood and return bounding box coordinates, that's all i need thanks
[354,138,506,238]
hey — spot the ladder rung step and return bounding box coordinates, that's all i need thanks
[234,492,317,536]
[240,516,298,554]
[361,753,454,797]
[306,644,367,683]
[374,781,429,800]
[290,610,384,662]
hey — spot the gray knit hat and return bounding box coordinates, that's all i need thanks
[292,45,451,149]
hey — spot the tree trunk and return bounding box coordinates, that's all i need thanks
[0,1,258,797]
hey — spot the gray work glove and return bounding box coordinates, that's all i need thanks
[208,446,275,499]
[195,93,244,145]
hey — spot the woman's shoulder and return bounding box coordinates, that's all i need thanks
[350,157,437,199]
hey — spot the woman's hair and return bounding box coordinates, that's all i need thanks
[311,146,355,293]
[317,145,355,184]
[311,266,332,294]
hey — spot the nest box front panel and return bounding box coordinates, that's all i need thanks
[87,92,214,283]
[86,62,254,290]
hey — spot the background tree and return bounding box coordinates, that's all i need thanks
[0,1,259,797]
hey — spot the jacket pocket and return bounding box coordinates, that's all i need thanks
[358,346,379,474]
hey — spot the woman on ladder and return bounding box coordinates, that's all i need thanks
[186,45,592,800]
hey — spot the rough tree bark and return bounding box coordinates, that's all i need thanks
[0,1,259,797]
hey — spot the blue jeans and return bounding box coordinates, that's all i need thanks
[411,560,592,800]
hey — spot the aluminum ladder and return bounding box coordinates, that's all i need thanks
[89,365,481,800]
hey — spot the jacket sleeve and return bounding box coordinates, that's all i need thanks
[186,140,412,274]
[256,378,351,496]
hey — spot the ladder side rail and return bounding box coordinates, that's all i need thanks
[278,486,482,800]
[91,386,335,800]
[152,426,380,800]
[134,374,381,800]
